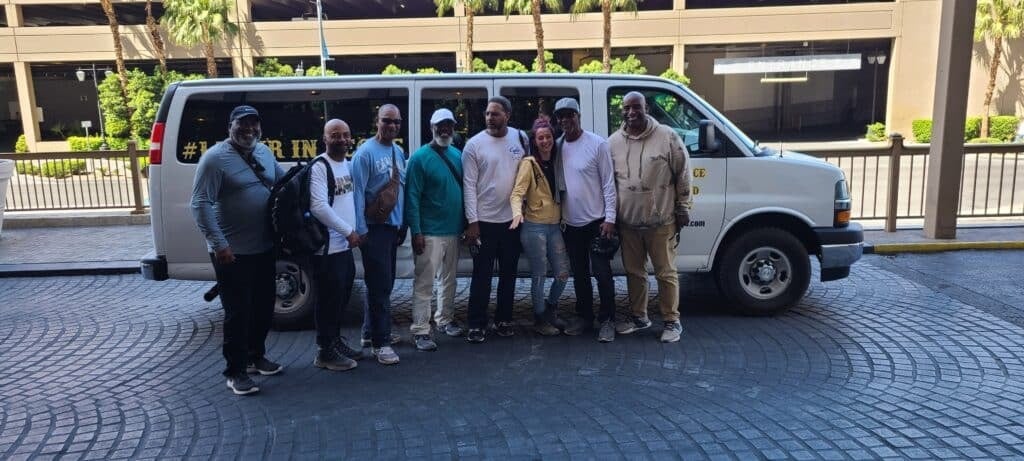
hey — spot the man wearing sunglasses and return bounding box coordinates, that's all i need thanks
[191,105,286,395]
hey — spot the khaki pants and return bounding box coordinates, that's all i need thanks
[411,235,461,335]
[619,223,680,322]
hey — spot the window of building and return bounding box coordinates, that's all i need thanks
[252,0,440,21]
[420,87,488,150]
[499,86,580,135]
[21,4,164,27]
[176,88,409,164]
[686,0,891,8]
[607,86,739,158]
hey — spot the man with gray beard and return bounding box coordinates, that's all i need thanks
[404,108,467,351]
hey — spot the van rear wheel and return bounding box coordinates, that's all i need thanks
[273,259,316,330]
[715,228,810,315]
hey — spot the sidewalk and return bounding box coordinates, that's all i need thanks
[0,219,1022,276]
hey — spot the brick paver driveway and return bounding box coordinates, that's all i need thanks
[1,251,1023,459]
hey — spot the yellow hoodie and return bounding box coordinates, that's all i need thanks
[609,114,692,228]
[510,156,561,224]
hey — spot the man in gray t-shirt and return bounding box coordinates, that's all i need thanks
[191,105,285,396]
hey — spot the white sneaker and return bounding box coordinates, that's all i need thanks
[373,346,400,365]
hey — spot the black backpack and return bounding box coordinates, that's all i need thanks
[269,156,335,257]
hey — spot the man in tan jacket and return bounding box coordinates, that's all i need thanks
[609,91,692,343]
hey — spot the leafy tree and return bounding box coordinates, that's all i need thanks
[435,0,498,72]
[570,0,639,72]
[975,0,1023,138]
[254,58,296,77]
[494,58,529,73]
[162,0,239,77]
[472,57,493,73]
[99,68,203,140]
[532,50,568,73]
[99,0,133,124]
[145,0,167,74]
[660,68,690,85]
[505,0,562,73]
[382,64,412,75]
[577,54,646,74]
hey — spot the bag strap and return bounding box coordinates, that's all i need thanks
[432,145,462,190]
[240,147,274,192]
[517,129,530,156]
[389,146,398,182]
[312,155,336,207]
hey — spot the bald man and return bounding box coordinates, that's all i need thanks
[352,104,406,365]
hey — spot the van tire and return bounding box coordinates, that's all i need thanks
[273,259,316,330]
[715,227,810,315]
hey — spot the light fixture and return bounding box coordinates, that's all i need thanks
[104,70,113,78]
[295,60,305,76]
[760,76,809,83]
[75,70,85,82]
[876,54,887,65]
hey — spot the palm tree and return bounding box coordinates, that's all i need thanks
[145,0,167,75]
[99,0,134,128]
[505,0,562,73]
[435,0,498,72]
[162,0,239,78]
[975,0,1023,138]
[570,0,639,73]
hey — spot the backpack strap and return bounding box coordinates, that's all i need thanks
[312,155,335,207]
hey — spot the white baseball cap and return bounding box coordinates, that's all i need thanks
[430,108,457,125]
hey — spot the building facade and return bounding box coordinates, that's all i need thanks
[0,0,1013,152]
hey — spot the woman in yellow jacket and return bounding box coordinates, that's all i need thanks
[510,117,570,335]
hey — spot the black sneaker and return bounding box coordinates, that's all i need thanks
[543,303,567,330]
[246,357,283,376]
[332,337,365,361]
[314,346,358,371]
[414,334,438,351]
[466,328,485,343]
[563,317,593,336]
[495,321,515,337]
[226,373,259,395]
[615,315,652,335]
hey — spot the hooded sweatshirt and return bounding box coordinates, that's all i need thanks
[609,114,692,228]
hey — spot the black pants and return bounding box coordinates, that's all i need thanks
[209,250,275,377]
[564,219,616,323]
[468,221,521,329]
[360,224,398,348]
[313,250,355,348]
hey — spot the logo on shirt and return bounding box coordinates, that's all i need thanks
[335,174,353,195]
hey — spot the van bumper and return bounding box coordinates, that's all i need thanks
[814,223,863,282]
[141,254,168,281]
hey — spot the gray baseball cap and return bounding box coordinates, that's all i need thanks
[553,97,580,115]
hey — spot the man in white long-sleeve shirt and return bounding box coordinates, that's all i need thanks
[461,96,528,343]
[309,119,363,371]
[552,97,619,342]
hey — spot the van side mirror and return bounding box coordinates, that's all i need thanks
[698,120,720,154]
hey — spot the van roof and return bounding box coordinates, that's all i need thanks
[172,72,680,88]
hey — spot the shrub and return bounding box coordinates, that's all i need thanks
[471,57,492,73]
[15,134,28,153]
[123,157,151,178]
[493,59,529,73]
[531,51,568,73]
[967,137,1003,144]
[39,160,88,179]
[911,119,932,143]
[381,64,410,75]
[865,122,886,142]
[964,116,982,140]
[67,136,105,151]
[15,162,38,175]
[989,115,1018,141]
[660,68,691,86]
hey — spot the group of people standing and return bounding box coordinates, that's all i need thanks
[191,92,691,396]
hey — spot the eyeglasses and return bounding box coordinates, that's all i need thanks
[380,118,402,125]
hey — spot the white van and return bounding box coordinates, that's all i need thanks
[141,74,862,328]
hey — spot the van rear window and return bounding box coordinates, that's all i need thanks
[175,88,409,163]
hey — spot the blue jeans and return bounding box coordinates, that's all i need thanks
[520,221,570,319]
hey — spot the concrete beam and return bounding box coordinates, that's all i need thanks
[923,0,977,239]
[13,62,40,151]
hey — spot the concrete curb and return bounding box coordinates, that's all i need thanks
[867,241,1024,254]
[2,214,150,229]
[0,261,139,278]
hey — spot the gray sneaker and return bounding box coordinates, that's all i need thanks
[441,322,465,337]
[660,321,683,343]
[598,320,616,343]
[563,317,592,336]
[533,320,561,336]
[373,346,400,365]
[615,315,652,335]
[314,346,358,371]
[361,333,401,348]
[414,334,438,351]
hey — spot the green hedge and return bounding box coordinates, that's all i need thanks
[911,119,932,143]
[865,123,886,142]
[967,137,1003,144]
[15,134,28,153]
[911,116,1019,143]
[990,115,1018,141]
[17,160,88,178]
[67,136,149,152]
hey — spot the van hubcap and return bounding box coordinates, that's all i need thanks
[738,247,792,300]
[275,260,311,315]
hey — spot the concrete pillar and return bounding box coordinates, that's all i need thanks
[672,43,686,74]
[231,0,255,77]
[5,4,23,27]
[923,0,977,239]
[673,0,686,10]
[13,62,40,151]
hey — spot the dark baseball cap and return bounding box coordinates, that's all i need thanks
[229,105,260,123]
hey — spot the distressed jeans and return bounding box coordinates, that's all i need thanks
[520,221,570,319]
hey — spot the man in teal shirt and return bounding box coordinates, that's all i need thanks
[404,108,466,351]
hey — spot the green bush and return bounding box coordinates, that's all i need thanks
[15,162,38,175]
[493,59,529,73]
[964,116,982,140]
[39,160,88,179]
[381,64,411,75]
[911,119,932,143]
[989,115,1018,141]
[472,57,492,73]
[123,157,151,178]
[967,137,1003,144]
[865,122,886,142]
[660,68,691,86]
[68,137,149,152]
[15,134,28,153]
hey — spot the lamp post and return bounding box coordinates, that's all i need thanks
[75,64,113,150]
[867,52,887,124]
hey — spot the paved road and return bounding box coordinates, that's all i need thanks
[1,252,1023,459]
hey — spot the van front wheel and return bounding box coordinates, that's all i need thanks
[273,259,316,330]
[715,228,810,315]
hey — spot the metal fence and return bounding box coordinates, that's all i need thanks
[799,135,1024,230]
[0,141,147,213]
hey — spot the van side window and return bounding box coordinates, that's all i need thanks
[500,86,580,135]
[607,87,738,158]
[175,88,409,163]
[420,87,488,151]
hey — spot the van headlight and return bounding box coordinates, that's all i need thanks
[834,179,851,227]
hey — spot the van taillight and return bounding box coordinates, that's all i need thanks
[149,122,165,164]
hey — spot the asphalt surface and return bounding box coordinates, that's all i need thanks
[1,251,1023,459]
